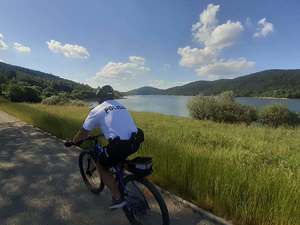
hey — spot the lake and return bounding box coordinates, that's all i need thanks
[94,95,300,117]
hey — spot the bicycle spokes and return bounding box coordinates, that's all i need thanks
[83,154,100,186]
[125,181,150,215]
[124,179,168,225]
[86,157,92,176]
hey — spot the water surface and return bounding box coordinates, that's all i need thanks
[119,95,190,117]
[93,95,300,117]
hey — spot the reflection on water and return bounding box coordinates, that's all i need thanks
[118,95,190,117]
[91,95,300,118]
[236,97,300,112]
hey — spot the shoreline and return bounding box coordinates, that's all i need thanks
[124,94,299,100]
[240,96,289,100]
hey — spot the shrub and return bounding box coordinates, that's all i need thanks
[42,87,57,98]
[5,84,24,102]
[41,95,69,105]
[187,95,217,120]
[213,103,257,124]
[259,104,300,127]
[22,86,42,102]
[41,95,86,106]
[188,92,257,124]
[70,89,95,99]
[5,84,41,102]
[68,100,87,106]
[216,90,235,103]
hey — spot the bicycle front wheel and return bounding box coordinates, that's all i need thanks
[123,175,170,225]
[78,151,105,194]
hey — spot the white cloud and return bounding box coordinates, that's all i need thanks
[254,18,274,38]
[14,42,31,53]
[88,62,188,91]
[0,33,8,50]
[129,56,145,65]
[89,56,150,89]
[192,4,243,50]
[178,46,217,67]
[178,4,255,80]
[196,58,255,79]
[207,21,244,49]
[192,4,219,44]
[96,57,150,79]
[46,40,89,59]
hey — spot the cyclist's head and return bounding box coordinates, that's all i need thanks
[96,85,114,103]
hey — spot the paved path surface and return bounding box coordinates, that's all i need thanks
[0,111,222,225]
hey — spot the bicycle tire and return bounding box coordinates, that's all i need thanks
[79,151,105,194]
[123,175,170,225]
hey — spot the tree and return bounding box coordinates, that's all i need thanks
[5,83,41,102]
[5,84,24,102]
[23,86,41,102]
[42,86,57,98]
[0,73,8,84]
[6,71,17,79]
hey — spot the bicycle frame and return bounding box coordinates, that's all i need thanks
[94,140,148,214]
[94,140,126,196]
[82,136,160,223]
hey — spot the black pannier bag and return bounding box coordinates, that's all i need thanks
[127,157,153,177]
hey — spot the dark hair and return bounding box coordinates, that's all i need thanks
[96,85,114,103]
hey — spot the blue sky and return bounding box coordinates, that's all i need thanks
[0,0,300,91]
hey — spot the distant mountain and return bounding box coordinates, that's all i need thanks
[123,86,165,95]
[125,70,300,98]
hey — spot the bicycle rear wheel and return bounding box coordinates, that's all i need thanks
[123,175,170,225]
[79,151,105,194]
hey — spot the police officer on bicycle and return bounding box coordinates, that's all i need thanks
[71,85,143,209]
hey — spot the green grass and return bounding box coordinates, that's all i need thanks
[0,98,299,225]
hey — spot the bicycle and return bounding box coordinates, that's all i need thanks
[65,135,170,225]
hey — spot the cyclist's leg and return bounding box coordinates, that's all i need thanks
[96,163,121,199]
[96,141,134,208]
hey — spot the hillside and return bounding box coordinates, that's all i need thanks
[126,70,300,98]
[0,62,96,101]
[123,86,165,95]
[0,62,122,102]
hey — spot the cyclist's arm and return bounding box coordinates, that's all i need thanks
[72,128,89,145]
[72,108,101,144]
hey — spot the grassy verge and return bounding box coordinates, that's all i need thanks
[0,99,299,225]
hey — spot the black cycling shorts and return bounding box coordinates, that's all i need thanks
[98,139,138,168]
[98,129,144,168]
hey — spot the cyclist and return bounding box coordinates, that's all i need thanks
[71,85,143,209]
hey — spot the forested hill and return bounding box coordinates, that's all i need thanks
[125,70,300,98]
[125,86,165,95]
[0,62,96,101]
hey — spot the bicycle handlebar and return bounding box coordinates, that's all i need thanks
[64,134,103,147]
[86,134,103,140]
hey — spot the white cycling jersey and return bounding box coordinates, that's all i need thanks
[83,100,137,140]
